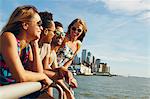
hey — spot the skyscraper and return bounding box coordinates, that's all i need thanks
[95,59,101,72]
[73,55,80,65]
[87,51,92,64]
[82,49,87,63]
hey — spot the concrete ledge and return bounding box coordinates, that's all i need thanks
[0,82,42,99]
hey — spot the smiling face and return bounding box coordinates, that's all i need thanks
[39,21,55,44]
[70,22,83,41]
[25,13,43,40]
[46,21,55,43]
[52,26,65,46]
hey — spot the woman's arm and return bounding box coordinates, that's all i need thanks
[29,40,43,73]
[1,32,51,85]
[51,51,59,69]
[63,58,74,69]
[42,44,51,70]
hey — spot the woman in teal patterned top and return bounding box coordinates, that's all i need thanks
[0,5,53,98]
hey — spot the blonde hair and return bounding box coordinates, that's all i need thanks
[1,5,38,35]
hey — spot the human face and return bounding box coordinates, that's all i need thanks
[55,28,65,37]
[26,13,43,40]
[52,26,65,46]
[70,22,83,40]
[41,21,55,44]
[46,21,55,43]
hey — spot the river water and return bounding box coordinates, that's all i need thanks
[73,75,150,99]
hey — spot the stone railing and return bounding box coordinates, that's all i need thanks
[0,82,63,99]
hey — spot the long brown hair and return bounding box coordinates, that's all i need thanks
[1,5,38,35]
[67,18,87,42]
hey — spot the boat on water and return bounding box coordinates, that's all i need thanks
[68,66,77,75]
[94,72,112,76]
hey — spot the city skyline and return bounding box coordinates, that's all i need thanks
[0,0,150,77]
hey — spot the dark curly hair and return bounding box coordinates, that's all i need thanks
[39,11,53,28]
[54,21,63,28]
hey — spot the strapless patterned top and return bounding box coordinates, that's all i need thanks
[0,38,30,85]
[57,44,74,67]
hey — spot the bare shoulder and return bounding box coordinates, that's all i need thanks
[1,32,16,41]
[76,40,82,49]
[1,32,17,46]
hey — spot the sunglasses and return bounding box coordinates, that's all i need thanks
[54,30,65,37]
[71,27,82,33]
[28,20,42,27]
[37,20,42,27]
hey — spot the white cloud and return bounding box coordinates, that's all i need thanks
[99,0,150,24]
[101,0,150,14]
[103,19,131,33]
[138,11,150,24]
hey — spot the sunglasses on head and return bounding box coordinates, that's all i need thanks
[54,30,65,37]
[71,27,82,33]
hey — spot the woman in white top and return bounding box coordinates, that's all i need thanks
[38,12,76,99]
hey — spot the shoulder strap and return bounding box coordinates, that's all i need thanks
[16,38,21,55]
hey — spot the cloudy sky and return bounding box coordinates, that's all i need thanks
[0,0,150,77]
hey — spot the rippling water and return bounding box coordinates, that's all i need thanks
[73,75,150,99]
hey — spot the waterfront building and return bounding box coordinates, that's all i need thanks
[87,51,93,64]
[81,49,87,64]
[91,56,96,72]
[72,49,111,75]
[73,55,80,65]
[92,56,95,64]
[73,64,92,75]
[99,63,110,73]
[95,59,101,72]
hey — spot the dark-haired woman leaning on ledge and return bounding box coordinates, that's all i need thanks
[38,11,75,99]
[0,5,53,98]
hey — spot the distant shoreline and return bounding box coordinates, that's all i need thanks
[75,74,150,79]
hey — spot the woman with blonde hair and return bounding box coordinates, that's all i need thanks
[0,5,53,98]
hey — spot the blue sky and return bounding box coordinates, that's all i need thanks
[0,0,150,77]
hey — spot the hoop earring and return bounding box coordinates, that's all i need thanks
[44,29,48,35]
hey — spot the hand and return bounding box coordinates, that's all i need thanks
[66,71,74,85]
[42,74,53,86]
[30,39,39,47]
[69,77,78,88]
[56,67,78,88]
[60,68,76,86]
[58,67,73,84]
